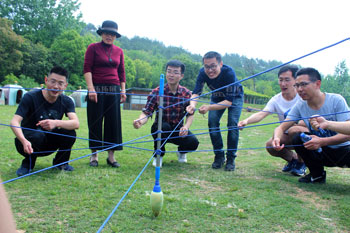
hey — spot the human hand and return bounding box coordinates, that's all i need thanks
[22,139,33,154]
[238,120,248,130]
[120,93,126,103]
[179,126,189,137]
[186,105,196,114]
[272,137,284,151]
[36,119,57,131]
[198,105,210,115]
[133,119,143,129]
[310,115,328,131]
[88,89,98,103]
[302,135,323,150]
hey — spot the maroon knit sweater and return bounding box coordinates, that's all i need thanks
[83,41,126,85]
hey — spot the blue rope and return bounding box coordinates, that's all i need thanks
[96,112,188,232]
[2,37,349,231]
[1,130,157,184]
[2,107,348,181]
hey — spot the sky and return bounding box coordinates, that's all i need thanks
[80,0,350,76]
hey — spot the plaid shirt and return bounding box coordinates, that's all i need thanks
[143,84,192,127]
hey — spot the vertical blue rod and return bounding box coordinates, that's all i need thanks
[155,74,164,168]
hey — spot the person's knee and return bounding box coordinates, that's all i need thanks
[265,138,277,156]
[208,120,219,128]
[190,138,199,151]
[288,126,307,137]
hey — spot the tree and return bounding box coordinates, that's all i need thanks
[19,39,52,83]
[124,55,136,88]
[50,30,85,88]
[2,73,19,85]
[334,60,350,102]
[170,54,201,90]
[17,75,40,88]
[0,18,24,83]
[0,0,84,47]
[134,59,153,88]
[322,60,350,102]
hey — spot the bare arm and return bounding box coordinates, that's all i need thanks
[120,82,126,103]
[238,111,270,129]
[10,115,33,154]
[36,112,79,131]
[133,112,149,129]
[0,181,17,233]
[304,133,350,150]
[272,120,295,151]
[84,72,97,103]
[179,114,195,137]
[186,94,199,114]
[310,116,350,135]
[198,100,232,114]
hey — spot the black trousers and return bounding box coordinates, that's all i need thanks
[151,122,199,157]
[87,84,123,151]
[293,132,350,177]
[15,128,76,169]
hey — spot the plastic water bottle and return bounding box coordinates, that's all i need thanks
[300,132,322,153]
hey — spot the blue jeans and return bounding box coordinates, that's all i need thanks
[208,95,243,158]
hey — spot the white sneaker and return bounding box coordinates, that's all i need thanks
[152,157,163,168]
[177,152,187,163]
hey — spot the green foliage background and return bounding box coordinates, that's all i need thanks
[0,0,349,101]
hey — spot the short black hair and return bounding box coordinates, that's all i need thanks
[278,65,299,79]
[49,66,68,80]
[203,51,222,63]
[296,67,321,82]
[166,60,186,74]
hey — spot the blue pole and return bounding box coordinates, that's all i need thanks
[150,74,165,217]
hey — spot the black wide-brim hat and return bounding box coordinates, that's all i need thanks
[96,20,121,38]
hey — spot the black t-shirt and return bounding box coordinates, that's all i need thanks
[15,89,75,130]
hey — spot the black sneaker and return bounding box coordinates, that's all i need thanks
[298,171,326,184]
[56,164,74,172]
[16,166,30,177]
[212,155,225,169]
[224,157,235,171]
[224,162,235,171]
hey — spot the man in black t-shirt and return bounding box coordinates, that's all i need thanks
[10,66,80,176]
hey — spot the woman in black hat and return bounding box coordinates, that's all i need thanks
[83,20,126,168]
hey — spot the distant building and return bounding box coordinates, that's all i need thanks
[2,84,27,105]
[70,89,88,108]
[124,87,151,110]
[0,87,5,105]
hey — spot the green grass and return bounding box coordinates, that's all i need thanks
[1,104,350,232]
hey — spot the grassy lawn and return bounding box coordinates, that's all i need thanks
[1,104,350,232]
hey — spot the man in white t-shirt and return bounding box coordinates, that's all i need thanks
[238,65,308,176]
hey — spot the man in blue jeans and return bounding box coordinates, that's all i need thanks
[187,51,244,171]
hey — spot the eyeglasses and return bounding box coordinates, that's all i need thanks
[293,82,312,88]
[47,79,66,87]
[166,69,181,75]
[204,64,218,71]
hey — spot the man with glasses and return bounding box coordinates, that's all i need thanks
[238,65,308,176]
[10,66,79,176]
[133,60,199,167]
[273,67,350,183]
[186,51,244,171]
